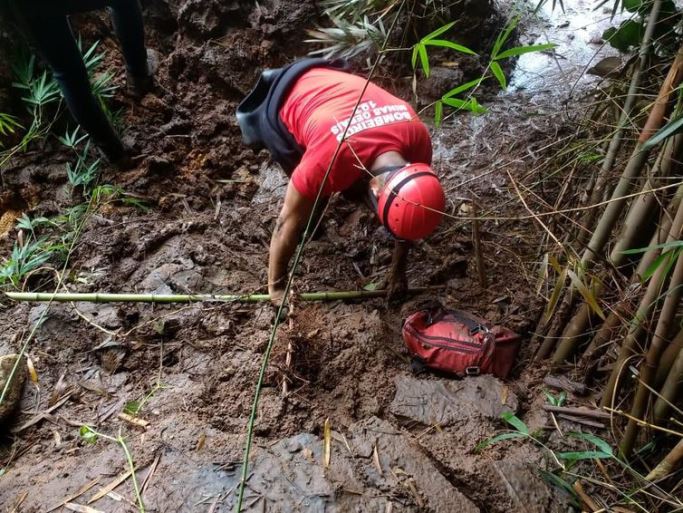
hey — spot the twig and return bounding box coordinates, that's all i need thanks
[542,405,611,420]
[471,201,486,287]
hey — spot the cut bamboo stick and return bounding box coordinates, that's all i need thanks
[653,326,683,425]
[601,198,683,408]
[620,250,683,457]
[4,287,437,304]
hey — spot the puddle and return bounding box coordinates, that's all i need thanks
[510,0,625,94]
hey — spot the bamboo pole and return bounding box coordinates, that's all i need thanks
[601,198,683,408]
[581,36,683,268]
[656,327,683,386]
[4,288,437,304]
[576,0,663,256]
[577,185,683,381]
[620,250,683,457]
[531,5,663,358]
[653,326,683,425]
[551,140,681,364]
[646,438,683,481]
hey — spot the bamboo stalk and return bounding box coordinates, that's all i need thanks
[646,438,683,481]
[601,198,683,408]
[551,140,681,364]
[653,326,683,425]
[655,327,683,386]
[532,7,663,357]
[620,250,683,457]
[581,35,682,268]
[4,288,437,304]
[576,0,663,255]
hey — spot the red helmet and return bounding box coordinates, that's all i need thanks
[375,163,445,240]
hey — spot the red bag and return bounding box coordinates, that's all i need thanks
[402,307,521,379]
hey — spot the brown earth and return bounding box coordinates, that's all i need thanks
[0,1,586,512]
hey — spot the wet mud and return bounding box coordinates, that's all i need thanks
[0,0,613,511]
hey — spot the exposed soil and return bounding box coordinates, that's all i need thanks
[0,1,619,512]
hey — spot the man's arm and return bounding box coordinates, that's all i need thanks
[268,182,315,303]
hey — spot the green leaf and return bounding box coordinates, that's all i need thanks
[418,44,430,77]
[492,15,520,57]
[543,264,567,324]
[602,20,644,52]
[490,61,507,89]
[567,270,605,320]
[475,431,526,451]
[501,411,529,434]
[538,470,579,506]
[425,39,477,55]
[79,425,99,444]
[557,450,612,461]
[441,96,487,115]
[622,0,642,12]
[422,21,456,42]
[124,400,141,416]
[411,45,419,70]
[642,115,683,150]
[568,432,614,456]
[622,239,683,254]
[442,78,484,99]
[494,43,557,60]
[434,100,443,128]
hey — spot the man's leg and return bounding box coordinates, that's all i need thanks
[14,9,125,160]
[108,0,150,81]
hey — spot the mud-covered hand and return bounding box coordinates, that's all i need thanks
[268,183,314,301]
[384,240,411,303]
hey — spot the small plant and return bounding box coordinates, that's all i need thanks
[0,113,22,147]
[544,389,567,407]
[65,141,101,192]
[79,425,145,513]
[417,17,555,123]
[0,236,58,289]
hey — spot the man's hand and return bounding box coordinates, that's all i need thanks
[268,183,315,307]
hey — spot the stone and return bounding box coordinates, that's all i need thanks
[0,354,26,422]
[390,375,518,426]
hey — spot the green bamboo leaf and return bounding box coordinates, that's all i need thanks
[434,100,443,128]
[492,15,520,57]
[442,97,487,114]
[425,39,477,55]
[490,61,507,89]
[418,44,430,77]
[557,450,612,461]
[642,251,673,281]
[543,265,567,323]
[567,270,605,320]
[494,43,557,60]
[622,239,683,254]
[568,432,613,456]
[475,431,526,451]
[411,45,419,69]
[501,411,529,434]
[642,115,683,150]
[422,21,456,42]
[442,77,484,99]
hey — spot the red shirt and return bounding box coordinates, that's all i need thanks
[279,68,432,199]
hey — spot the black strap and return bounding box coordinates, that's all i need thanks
[381,171,434,238]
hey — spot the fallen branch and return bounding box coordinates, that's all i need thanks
[5,287,438,304]
[542,405,611,420]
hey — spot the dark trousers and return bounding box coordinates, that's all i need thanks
[12,0,148,155]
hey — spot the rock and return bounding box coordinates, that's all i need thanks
[490,454,558,513]
[390,375,518,426]
[251,161,287,206]
[0,354,26,422]
[238,418,479,512]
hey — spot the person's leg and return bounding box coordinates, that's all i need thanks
[107,0,149,79]
[13,9,124,159]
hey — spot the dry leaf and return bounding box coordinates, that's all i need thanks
[372,444,383,476]
[26,356,39,384]
[323,418,332,468]
[64,503,105,513]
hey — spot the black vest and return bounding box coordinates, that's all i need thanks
[236,58,348,174]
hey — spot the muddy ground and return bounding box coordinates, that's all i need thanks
[0,1,621,511]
